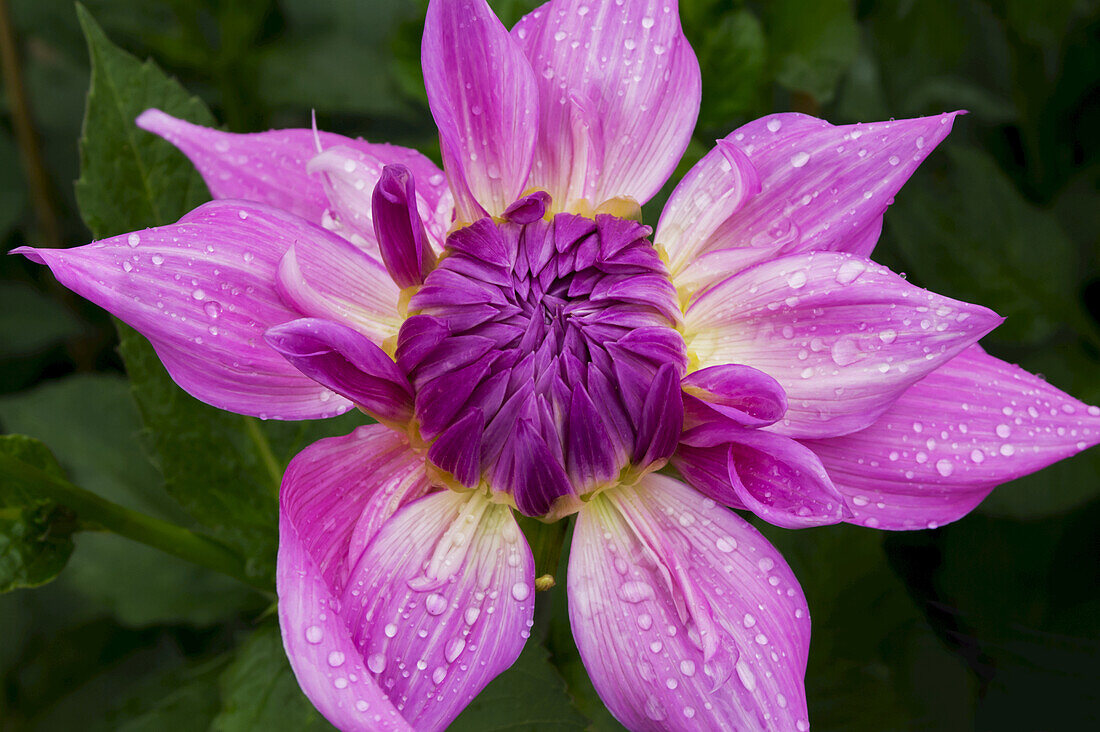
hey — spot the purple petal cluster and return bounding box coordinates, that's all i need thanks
[401,192,685,516]
[17,0,1100,730]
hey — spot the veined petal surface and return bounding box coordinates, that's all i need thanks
[717,112,957,257]
[662,112,957,292]
[138,109,449,234]
[422,0,539,220]
[805,346,1100,529]
[513,0,701,208]
[657,137,761,277]
[339,491,535,732]
[569,475,810,731]
[278,425,433,731]
[685,251,1002,438]
[15,201,382,420]
[307,145,454,254]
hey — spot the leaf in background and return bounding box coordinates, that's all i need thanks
[450,640,589,731]
[0,435,77,592]
[211,623,335,731]
[0,374,261,624]
[889,506,1100,728]
[883,145,1091,346]
[692,8,768,133]
[758,522,977,730]
[0,283,83,358]
[95,655,226,732]
[763,0,858,104]
[72,5,370,586]
[73,4,214,241]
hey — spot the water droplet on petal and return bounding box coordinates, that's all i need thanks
[306,626,323,644]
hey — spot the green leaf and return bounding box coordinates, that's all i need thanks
[0,374,179,520]
[692,8,768,132]
[73,5,370,586]
[758,522,977,730]
[211,623,335,731]
[0,374,259,623]
[0,283,83,358]
[882,145,1091,346]
[97,656,227,732]
[74,3,214,240]
[450,641,589,731]
[0,435,77,592]
[763,0,858,104]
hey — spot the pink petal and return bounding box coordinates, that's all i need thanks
[512,0,702,207]
[275,239,402,347]
[569,475,810,730]
[15,201,373,420]
[657,138,761,276]
[307,145,454,254]
[804,345,1100,530]
[339,491,535,732]
[265,318,414,424]
[422,0,539,219]
[677,423,848,528]
[137,109,449,234]
[278,425,433,731]
[682,364,787,428]
[664,112,959,291]
[685,251,1003,439]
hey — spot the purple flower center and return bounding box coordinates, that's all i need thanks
[396,194,687,517]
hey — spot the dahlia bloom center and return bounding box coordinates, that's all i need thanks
[397,193,687,518]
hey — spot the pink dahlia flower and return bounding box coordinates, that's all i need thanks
[17,0,1100,729]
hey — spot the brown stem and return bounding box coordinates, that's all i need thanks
[0,0,61,246]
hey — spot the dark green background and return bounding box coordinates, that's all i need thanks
[1,0,1098,729]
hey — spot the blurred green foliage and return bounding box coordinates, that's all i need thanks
[1,0,1098,729]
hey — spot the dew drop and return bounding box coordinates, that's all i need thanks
[445,638,466,663]
[766,118,782,132]
[935,459,954,477]
[306,625,323,644]
[204,301,222,319]
[790,151,810,168]
[127,233,141,248]
[384,623,397,638]
[367,653,386,674]
[328,651,346,667]
[425,593,447,616]
[511,582,531,601]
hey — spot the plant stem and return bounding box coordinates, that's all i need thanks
[0,451,270,593]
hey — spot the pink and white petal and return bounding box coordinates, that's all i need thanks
[278,425,432,731]
[275,237,402,346]
[16,201,360,420]
[677,423,848,528]
[684,251,1003,439]
[657,138,761,277]
[513,0,701,207]
[422,0,539,219]
[136,109,405,230]
[805,345,1100,530]
[307,144,454,253]
[339,491,535,732]
[696,112,959,268]
[570,475,810,731]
